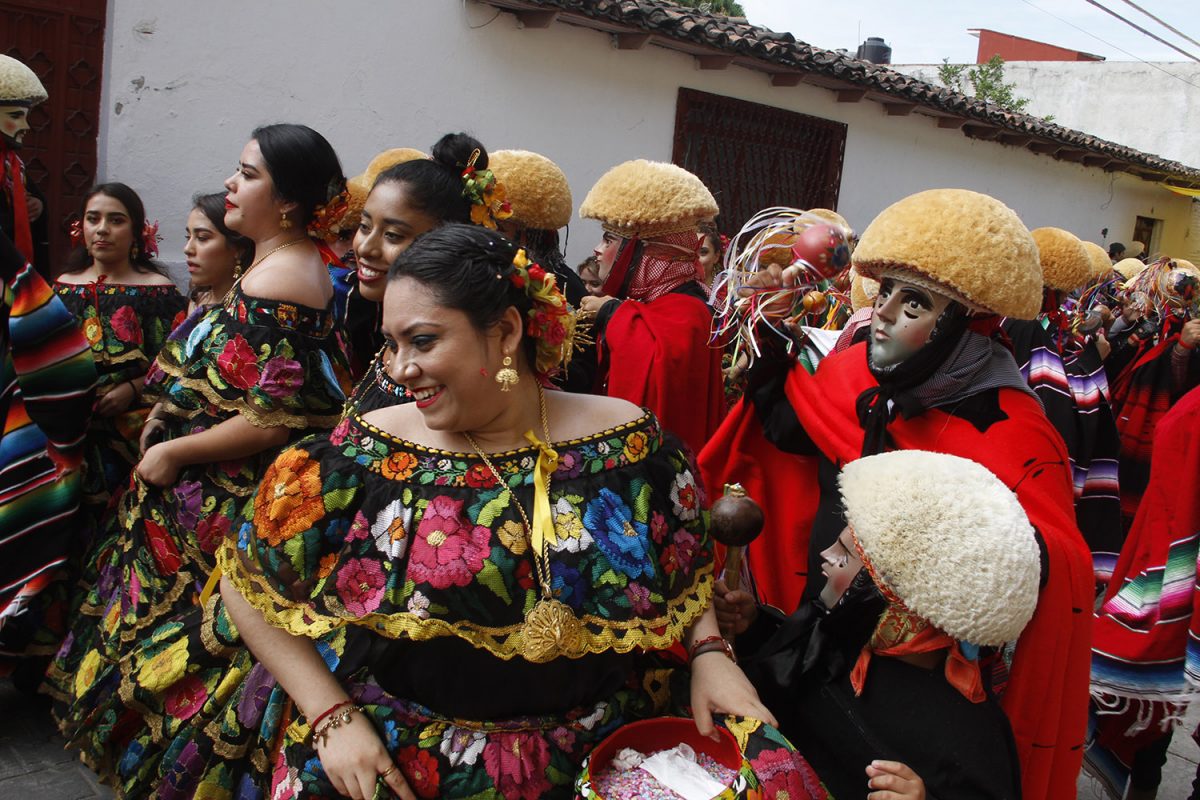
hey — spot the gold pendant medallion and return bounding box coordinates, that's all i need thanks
[522,597,582,663]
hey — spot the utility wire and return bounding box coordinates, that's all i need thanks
[1017,0,1200,90]
[1083,0,1200,63]
[1113,0,1200,52]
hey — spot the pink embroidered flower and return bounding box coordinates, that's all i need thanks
[623,582,652,614]
[216,334,260,390]
[195,513,232,555]
[751,747,828,800]
[163,673,209,720]
[673,529,699,575]
[548,726,576,752]
[329,418,350,446]
[110,304,142,345]
[482,731,552,800]
[334,557,386,616]
[259,356,304,399]
[345,510,370,543]
[649,511,669,545]
[408,496,491,590]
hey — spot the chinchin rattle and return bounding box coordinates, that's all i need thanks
[709,483,764,597]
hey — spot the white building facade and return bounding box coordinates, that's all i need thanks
[96,1,1198,270]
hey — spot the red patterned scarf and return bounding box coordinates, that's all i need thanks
[1,146,33,262]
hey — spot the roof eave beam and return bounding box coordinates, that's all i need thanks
[614,32,651,50]
[770,73,806,87]
[696,54,736,70]
[515,10,558,28]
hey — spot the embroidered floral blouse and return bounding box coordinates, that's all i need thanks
[145,285,349,432]
[53,280,187,394]
[220,410,713,715]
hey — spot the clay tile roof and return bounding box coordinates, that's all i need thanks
[483,0,1200,186]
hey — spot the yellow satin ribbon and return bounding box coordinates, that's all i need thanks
[198,565,222,606]
[523,429,560,554]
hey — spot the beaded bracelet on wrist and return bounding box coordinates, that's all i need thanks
[313,705,364,747]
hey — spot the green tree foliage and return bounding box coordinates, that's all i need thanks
[675,0,748,17]
[937,55,1033,114]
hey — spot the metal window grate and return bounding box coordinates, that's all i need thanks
[672,88,847,236]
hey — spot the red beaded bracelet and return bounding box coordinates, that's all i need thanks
[309,699,355,732]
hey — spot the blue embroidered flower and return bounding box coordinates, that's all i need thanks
[583,488,653,580]
[185,317,213,358]
[549,562,588,610]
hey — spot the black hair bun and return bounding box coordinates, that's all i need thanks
[431,132,488,172]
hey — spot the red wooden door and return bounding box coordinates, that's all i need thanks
[3,0,107,274]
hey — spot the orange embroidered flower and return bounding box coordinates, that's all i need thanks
[255,449,325,547]
[380,451,418,480]
[623,431,649,463]
[83,316,103,347]
[317,552,339,580]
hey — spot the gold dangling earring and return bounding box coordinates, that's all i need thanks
[232,258,243,279]
[280,210,293,230]
[131,243,139,260]
[494,355,519,392]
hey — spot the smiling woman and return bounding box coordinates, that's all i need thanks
[215,223,813,800]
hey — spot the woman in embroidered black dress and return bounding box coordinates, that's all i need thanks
[44,136,516,800]
[220,224,818,800]
[53,183,187,524]
[44,124,350,773]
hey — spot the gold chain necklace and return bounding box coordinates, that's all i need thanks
[224,237,308,304]
[462,386,583,663]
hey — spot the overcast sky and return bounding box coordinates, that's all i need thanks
[738,0,1200,64]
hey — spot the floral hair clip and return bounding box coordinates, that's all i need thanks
[509,248,576,379]
[307,188,352,241]
[141,220,161,259]
[461,148,513,231]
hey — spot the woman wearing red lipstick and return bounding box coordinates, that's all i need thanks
[218,224,808,800]
[45,125,351,761]
[53,183,187,526]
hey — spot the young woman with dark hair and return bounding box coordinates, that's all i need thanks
[36,135,508,800]
[184,191,254,309]
[335,133,485,380]
[44,125,351,775]
[53,183,187,523]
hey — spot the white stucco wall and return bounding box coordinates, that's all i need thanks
[96,1,1194,278]
[897,61,1200,169]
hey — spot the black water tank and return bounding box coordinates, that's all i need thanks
[856,37,892,64]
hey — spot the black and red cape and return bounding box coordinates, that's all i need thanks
[701,342,1094,799]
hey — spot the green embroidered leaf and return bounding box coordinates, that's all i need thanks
[476,559,512,604]
[597,569,623,587]
[475,493,510,528]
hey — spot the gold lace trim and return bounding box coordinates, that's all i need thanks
[218,540,713,661]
